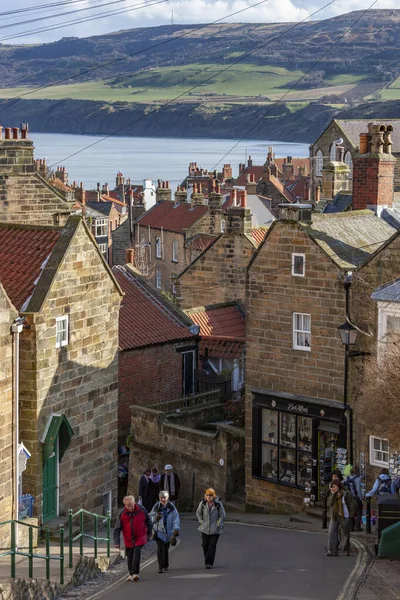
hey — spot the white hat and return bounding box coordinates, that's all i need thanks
[164,464,173,470]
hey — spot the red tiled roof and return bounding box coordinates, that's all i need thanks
[274,157,310,175]
[235,166,265,186]
[137,201,208,234]
[286,176,310,200]
[101,194,126,207]
[186,303,245,339]
[186,233,217,253]
[251,228,268,246]
[113,266,194,350]
[0,225,61,310]
[199,338,244,360]
[50,177,73,193]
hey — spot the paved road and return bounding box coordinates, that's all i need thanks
[99,520,357,600]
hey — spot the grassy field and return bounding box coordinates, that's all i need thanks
[0,64,371,103]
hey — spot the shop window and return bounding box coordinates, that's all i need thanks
[292,253,305,277]
[369,436,389,467]
[260,408,313,488]
[293,313,311,351]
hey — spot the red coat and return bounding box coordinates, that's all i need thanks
[113,504,151,548]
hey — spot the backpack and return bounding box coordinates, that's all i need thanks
[201,498,222,519]
[377,476,392,495]
[346,475,359,499]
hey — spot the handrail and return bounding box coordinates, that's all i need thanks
[68,508,111,569]
[150,389,221,413]
[0,519,64,583]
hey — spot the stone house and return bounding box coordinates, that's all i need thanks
[175,195,267,310]
[130,183,224,292]
[245,204,395,513]
[0,125,74,226]
[309,119,400,202]
[111,262,198,446]
[0,217,123,524]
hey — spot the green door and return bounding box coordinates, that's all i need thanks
[43,448,57,522]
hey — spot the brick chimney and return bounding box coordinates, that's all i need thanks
[191,182,204,205]
[55,166,68,183]
[321,160,350,201]
[102,183,109,196]
[282,157,293,182]
[246,173,257,195]
[226,193,252,235]
[353,122,395,215]
[156,180,172,202]
[35,158,47,178]
[208,180,223,234]
[266,146,275,165]
[222,164,232,180]
[174,186,188,204]
[0,124,35,174]
[116,171,124,187]
[247,155,253,168]
[125,248,135,265]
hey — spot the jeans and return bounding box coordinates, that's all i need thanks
[126,545,143,575]
[201,533,220,566]
[156,538,170,570]
[328,517,351,554]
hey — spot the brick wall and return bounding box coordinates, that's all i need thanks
[245,221,347,510]
[352,155,395,212]
[177,231,255,309]
[118,342,194,444]
[19,221,122,519]
[0,286,18,545]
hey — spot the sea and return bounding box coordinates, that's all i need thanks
[31,132,310,189]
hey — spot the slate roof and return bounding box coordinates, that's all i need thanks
[137,201,208,234]
[381,207,400,230]
[371,278,400,303]
[86,201,112,216]
[301,211,395,269]
[113,265,194,350]
[323,192,353,214]
[0,224,61,310]
[335,120,400,150]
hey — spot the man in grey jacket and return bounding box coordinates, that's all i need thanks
[196,488,226,569]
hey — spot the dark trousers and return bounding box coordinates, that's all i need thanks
[201,533,220,566]
[126,545,143,575]
[156,538,170,570]
[352,499,363,531]
[328,517,351,554]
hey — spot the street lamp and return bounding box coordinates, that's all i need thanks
[338,321,358,346]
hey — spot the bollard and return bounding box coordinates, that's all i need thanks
[366,497,371,534]
[322,495,328,529]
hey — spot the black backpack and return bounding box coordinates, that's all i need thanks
[201,498,221,518]
[377,476,392,495]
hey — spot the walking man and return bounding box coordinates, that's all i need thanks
[196,488,226,569]
[345,466,363,531]
[150,490,180,573]
[113,495,152,581]
[160,464,181,504]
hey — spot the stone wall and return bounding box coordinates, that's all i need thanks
[129,405,245,509]
[118,340,196,444]
[19,220,122,520]
[0,286,17,546]
[245,220,346,511]
[177,230,255,309]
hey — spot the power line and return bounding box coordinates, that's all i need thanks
[210,0,378,170]
[0,0,89,18]
[1,0,272,104]
[45,0,336,169]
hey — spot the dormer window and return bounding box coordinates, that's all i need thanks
[292,253,305,277]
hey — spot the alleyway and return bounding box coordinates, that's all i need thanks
[97,520,356,600]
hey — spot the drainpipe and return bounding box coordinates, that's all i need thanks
[12,317,24,545]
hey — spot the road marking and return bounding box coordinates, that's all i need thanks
[170,574,226,579]
[254,596,320,600]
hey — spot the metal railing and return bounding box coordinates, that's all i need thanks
[68,508,111,569]
[0,519,65,583]
[150,389,221,413]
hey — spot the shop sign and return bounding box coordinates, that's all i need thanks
[255,393,344,422]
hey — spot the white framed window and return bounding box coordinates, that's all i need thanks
[315,149,323,176]
[221,219,226,233]
[156,237,162,259]
[369,436,389,467]
[293,313,311,351]
[156,268,162,289]
[172,240,179,263]
[94,218,107,237]
[344,151,353,180]
[56,316,69,348]
[330,143,337,162]
[98,242,107,258]
[292,253,305,277]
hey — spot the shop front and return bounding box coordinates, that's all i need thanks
[252,390,346,501]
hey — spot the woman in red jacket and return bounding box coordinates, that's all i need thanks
[113,495,152,581]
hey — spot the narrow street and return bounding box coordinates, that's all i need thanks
[98,520,357,600]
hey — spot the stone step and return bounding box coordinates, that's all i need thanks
[224,499,246,514]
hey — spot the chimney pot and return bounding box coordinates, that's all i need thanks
[12,127,19,140]
[240,190,247,208]
[0,126,3,140]
[125,248,135,265]
[5,128,11,140]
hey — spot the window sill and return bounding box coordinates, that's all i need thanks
[292,346,311,352]
[251,474,305,491]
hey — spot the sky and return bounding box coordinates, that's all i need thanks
[0,0,397,45]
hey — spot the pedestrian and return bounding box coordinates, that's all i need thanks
[148,467,161,509]
[150,490,180,574]
[113,495,152,582]
[196,488,226,569]
[138,468,152,512]
[346,466,363,531]
[160,464,181,504]
[326,481,356,557]
[366,468,395,497]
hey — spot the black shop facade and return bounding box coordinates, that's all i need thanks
[252,389,347,501]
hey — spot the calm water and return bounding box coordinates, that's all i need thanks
[32,132,309,189]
